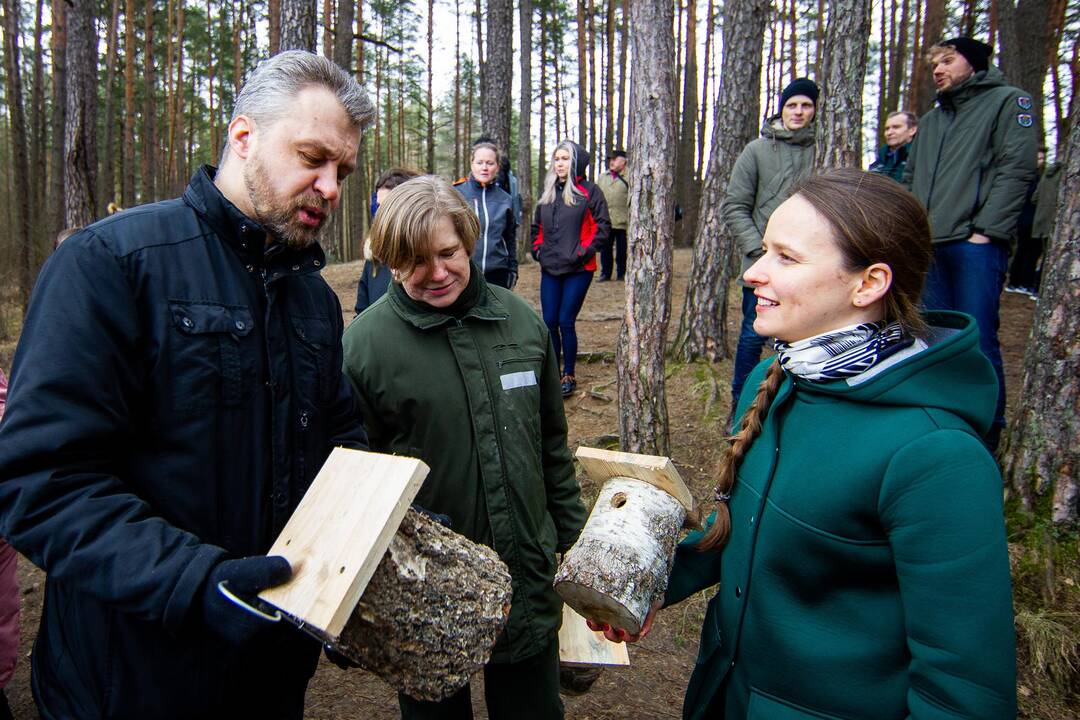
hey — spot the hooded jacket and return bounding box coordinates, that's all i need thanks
[341,266,587,663]
[664,311,1016,720]
[0,167,368,718]
[454,175,519,276]
[1032,162,1062,239]
[531,142,612,276]
[868,142,911,182]
[721,118,816,286]
[902,65,1037,245]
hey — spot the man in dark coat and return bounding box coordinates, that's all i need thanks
[902,37,1037,448]
[0,51,373,719]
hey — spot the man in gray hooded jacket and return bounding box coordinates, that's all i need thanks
[721,78,818,408]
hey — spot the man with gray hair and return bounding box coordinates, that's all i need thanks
[869,110,918,182]
[0,51,373,718]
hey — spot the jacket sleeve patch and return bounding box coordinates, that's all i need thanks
[1017,113,1033,127]
[500,370,538,390]
[1016,96,1032,110]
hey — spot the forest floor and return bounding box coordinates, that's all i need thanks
[3,248,1075,718]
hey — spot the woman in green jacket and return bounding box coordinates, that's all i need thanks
[341,175,587,720]
[593,170,1016,719]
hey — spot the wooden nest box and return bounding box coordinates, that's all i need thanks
[554,447,695,636]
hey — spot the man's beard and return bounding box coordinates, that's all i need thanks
[243,155,329,250]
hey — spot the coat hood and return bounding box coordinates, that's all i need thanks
[760,117,817,147]
[936,64,1007,109]
[568,141,591,178]
[791,311,997,437]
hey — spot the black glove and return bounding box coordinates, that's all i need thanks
[324,643,361,670]
[530,247,540,262]
[507,270,518,290]
[201,555,292,646]
[411,503,452,528]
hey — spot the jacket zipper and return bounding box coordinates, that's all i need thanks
[481,185,490,274]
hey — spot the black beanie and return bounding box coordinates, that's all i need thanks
[779,78,820,114]
[940,37,992,74]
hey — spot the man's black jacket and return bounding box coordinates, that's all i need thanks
[0,167,367,718]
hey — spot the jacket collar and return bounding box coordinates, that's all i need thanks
[761,117,816,146]
[183,165,328,276]
[936,65,1006,111]
[387,261,509,330]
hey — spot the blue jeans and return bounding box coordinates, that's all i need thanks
[923,239,1009,428]
[732,286,768,403]
[540,270,593,377]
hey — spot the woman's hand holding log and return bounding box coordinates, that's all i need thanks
[586,599,662,643]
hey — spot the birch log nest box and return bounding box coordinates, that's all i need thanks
[553,447,694,636]
[258,448,513,702]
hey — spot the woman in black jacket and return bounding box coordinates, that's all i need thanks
[530,141,611,397]
[454,141,519,289]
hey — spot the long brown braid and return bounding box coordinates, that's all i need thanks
[695,360,786,552]
[694,169,933,553]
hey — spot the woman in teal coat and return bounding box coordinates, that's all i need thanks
[593,169,1016,719]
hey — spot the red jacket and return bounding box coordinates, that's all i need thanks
[531,176,611,276]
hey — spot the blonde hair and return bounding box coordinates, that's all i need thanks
[538,140,584,207]
[369,175,479,279]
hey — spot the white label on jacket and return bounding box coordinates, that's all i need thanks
[501,370,538,390]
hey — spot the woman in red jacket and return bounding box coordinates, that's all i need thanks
[530,141,611,397]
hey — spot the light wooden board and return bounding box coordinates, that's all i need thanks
[558,604,631,667]
[575,446,694,512]
[259,447,429,638]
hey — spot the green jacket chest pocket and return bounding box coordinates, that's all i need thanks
[493,344,544,429]
[167,300,256,412]
[290,315,337,407]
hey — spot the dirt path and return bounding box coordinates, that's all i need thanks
[6,248,1037,718]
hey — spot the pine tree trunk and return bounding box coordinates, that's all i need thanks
[537,9,547,190]
[908,0,943,115]
[99,0,120,215]
[48,0,67,238]
[322,0,333,57]
[697,0,715,178]
[615,0,627,148]
[517,0,534,260]
[281,0,317,52]
[604,0,615,157]
[815,0,871,168]
[587,0,597,178]
[576,0,588,149]
[672,0,769,363]
[616,0,676,456]
[29,0,46,255]
[122,0,136,207]
[269,0,281,54]
[3,0,33,311]
[474,0,485,110]
[1001,113,1080,524]
[454,0,462,177]
[673,0,699,248]
[64,0,98,228]
[141,0,156,202]
[426,0,435,172]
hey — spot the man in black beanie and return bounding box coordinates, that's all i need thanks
[902,37,1036,450]
[721,77,818,413]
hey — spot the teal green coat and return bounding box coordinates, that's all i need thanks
[665,312,1016,719]
[341,267,587,663]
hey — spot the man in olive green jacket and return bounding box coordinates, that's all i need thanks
[902,37,1037,445]
[721,78,818,406]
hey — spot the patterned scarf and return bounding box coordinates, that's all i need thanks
[774,320,914,381]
